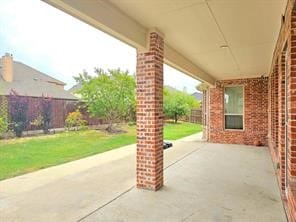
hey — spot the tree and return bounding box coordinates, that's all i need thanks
[164,87,199,123]
[75,68,135,132]
[40,96,52,134]
[9,90,29,137]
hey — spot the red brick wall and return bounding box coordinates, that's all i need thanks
[208,78,268,146]
[287,10,296,222]
[268,0,296,220]
[136,32,164,190]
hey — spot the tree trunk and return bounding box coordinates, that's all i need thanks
[174,114,178,123]
[43,120,50,134]
[106,121,113,133]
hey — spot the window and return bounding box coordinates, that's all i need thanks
[224,86,244,130]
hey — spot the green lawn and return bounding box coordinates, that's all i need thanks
[0,122,202,180]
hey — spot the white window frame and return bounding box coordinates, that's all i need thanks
[224,85,244,131]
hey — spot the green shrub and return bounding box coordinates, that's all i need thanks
[30,115,43,128]
[65,110,86,130]
[128,121,136,126]
[9,91,29,137]
[0,117,8,138]
[0,96,8,138]
[40,96,52,134]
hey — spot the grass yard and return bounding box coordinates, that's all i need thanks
[164,121,202,140]
[0,122,202,180]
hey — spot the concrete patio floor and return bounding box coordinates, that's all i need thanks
[0,133,286,222]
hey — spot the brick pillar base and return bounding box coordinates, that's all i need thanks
[136,31,164,190]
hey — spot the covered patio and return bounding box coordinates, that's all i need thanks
[2,0,294,220]
[0,134,285,221]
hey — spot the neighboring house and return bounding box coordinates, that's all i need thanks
[68,83,82,98]
[164,85,179,93]
[0,53,78,129]
[191,91,202,102]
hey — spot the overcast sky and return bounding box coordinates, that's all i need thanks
[0,0,200,93]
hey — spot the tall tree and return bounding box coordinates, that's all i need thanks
[75,68,135,132]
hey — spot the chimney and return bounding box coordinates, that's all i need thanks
[1,53,13,82]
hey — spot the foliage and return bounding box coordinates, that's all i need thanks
[30,115,43,128]
[0,117,8,138]
[9,91,29,137]
[0,96,8,138]
[40,96,52,134]
[75,68,136,132]
[65,110,86,130]
[164,87,200,123]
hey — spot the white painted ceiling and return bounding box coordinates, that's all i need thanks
[108,0,286,80]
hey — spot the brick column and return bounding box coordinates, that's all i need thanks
[270,61,279,153]
[278,53,286,193]
[202,89,209,140]
[268,66,273,148]
[269,64,275,149]
[274,61,279,151]
[136,31,164,190]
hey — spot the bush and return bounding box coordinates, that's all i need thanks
[0,97,8,138]
[127,121,136,126]
[0,117,8,138]
[9,91,29,137]
[30,115,43,128]
[40,96,52,134]
[65,110,86,130]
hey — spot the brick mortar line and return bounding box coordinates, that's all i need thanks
[77,142,206,222]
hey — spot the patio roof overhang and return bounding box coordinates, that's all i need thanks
[43,0,287,86]
[42,0,289,191]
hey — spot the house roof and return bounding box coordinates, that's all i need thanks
[164,85,180,93]
[0,59,78,100]
[68,83,82,94]
[191,92,203,101]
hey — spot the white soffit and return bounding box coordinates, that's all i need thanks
[108,0,286,80]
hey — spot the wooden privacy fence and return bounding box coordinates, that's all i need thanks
[184,108,202,123]
[1,95,105,131]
